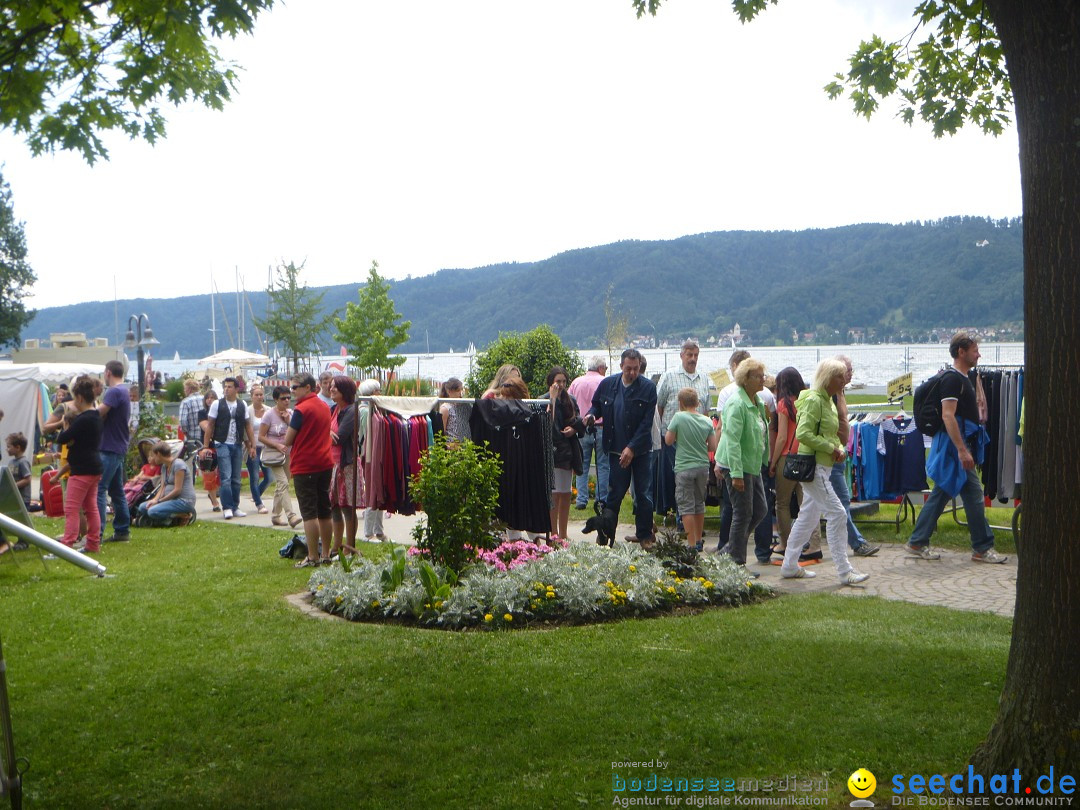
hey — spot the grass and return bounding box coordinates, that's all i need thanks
[0,516,1010,809]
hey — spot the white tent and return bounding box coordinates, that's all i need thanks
[0,363,102,463]
[197,348,270,367]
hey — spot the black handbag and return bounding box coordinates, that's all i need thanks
[782,453,816,482]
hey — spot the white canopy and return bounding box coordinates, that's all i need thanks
[197,348,271,366]
[0,362,103,464]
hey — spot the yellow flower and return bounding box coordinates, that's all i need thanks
[334,596,343,605]
[484,613,493,622]
[704,581,714,589]
[667,586,677,594]
[370,600,380,608]
[629,565,637,573]
[503,613,513,622]
[317,584,324,591]
[546,592,555,599]
[434,600,443,609]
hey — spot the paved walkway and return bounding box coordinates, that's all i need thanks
[196,492,1016,618]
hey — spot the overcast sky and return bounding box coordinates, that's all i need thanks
[2,0,1021,311]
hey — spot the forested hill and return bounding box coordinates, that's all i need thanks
[26,217,1022,357]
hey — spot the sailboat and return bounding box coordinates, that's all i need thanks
[423,330,434,359]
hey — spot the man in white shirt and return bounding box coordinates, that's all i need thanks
[654,341,712,526]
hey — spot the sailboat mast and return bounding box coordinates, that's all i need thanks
[210,271,218,355]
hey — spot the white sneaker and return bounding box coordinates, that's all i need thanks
[781,568,816,579]
[231,509,247,518]
[972,548,1008,564]
[842,570,870,585]
[223,509,233,519]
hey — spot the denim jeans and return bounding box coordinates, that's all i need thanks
[215,441,245,512]
[830,462,866,550]
[138,498,196,525]
[247,448,270,507]
[96,450,130,535]
[605,449,654,540]
[909,467,994,553]
[723,472,767,565]
[576,426,609,507]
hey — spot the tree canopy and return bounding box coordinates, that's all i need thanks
[0,169,36,349]
[334,261,411,383]
[0,0,273,163]
[465,325,585,399]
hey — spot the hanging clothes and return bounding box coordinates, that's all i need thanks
[469,397,553,533]
[877,416,927,494]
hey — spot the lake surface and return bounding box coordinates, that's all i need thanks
[153,342,1024,389]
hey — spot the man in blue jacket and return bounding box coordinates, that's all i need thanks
[583,349,658,545]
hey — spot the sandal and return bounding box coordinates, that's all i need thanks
[288,514,302,529]
[319,557,333,566]
[294,557,319,568]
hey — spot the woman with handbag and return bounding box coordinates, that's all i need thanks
[259,385,301,528]
[767,367,822,560]
[715,357,771,569]
[778,359,869,584]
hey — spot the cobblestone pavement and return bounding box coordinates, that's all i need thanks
[743,541,1017,618]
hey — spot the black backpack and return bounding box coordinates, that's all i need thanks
[913,370,948,436]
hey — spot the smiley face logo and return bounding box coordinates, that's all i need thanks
[848,768,877,799]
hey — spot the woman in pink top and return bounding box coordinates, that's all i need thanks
[768,367,821,559]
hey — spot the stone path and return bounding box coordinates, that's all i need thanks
[194,494,1016,618]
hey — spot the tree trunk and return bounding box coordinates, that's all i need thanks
[973,0,1080,777]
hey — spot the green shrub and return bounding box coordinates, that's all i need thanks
[164,378,186,402]
[409,436,502,572]
[125,400,175,475]
[464,324,584,398]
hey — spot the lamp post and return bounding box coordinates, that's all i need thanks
[123,313,161,395]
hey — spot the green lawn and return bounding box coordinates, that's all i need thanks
[0,517,1011,808]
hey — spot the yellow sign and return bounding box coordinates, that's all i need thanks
[887,372,913,402]
[710,369,731,389]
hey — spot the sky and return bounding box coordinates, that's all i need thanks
[1,0,1022,311]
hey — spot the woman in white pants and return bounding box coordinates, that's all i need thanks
[779,358,869,586]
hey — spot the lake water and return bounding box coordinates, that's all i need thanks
[152,342,1025,390]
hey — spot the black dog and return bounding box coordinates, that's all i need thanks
[582,501,618,547]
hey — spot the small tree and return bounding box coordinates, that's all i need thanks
[465,324,585,398]
[410,436,503,572]
[334,261,411,383]
[603,284,631,371]
[0,170,36,349]
[253,260,335,375]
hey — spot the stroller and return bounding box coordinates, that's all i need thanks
[124,438,162,513]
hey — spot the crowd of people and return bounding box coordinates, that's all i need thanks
[15,330,1009,580]
[574,332,1009,584]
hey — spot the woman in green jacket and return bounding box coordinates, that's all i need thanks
[778,358,869,585]
[716,358,770,568]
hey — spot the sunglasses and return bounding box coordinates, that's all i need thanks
[291,384,307,391]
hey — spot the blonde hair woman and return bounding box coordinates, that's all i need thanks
[778,358,869,585]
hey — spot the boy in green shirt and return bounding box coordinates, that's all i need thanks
[664,389,718,550]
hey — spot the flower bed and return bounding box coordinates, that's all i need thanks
[307,542,773,630]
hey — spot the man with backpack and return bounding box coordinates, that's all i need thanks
[906,333,1007,563]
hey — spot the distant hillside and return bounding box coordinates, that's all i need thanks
[25,216,1023,357]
